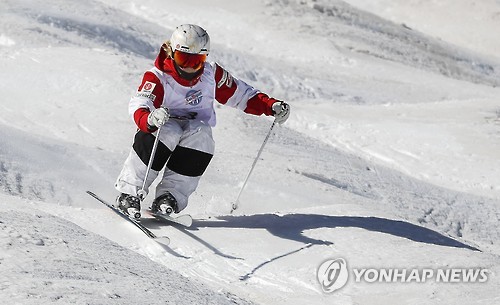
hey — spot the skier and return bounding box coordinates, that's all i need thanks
[114,24,290,218]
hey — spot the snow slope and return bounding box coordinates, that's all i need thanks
[0,195,252,305]
[1,0,499,304]
[343,0,500,61]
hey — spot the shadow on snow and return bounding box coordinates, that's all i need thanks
[150,213,478,280]
[190,213,479,251]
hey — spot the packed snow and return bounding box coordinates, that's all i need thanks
[0,0,499,304]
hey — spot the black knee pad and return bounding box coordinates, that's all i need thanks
[132,131,172,171]
[167,146,213,177]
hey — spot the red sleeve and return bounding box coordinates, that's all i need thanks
[244,93,277,116]
[133,108,154,133]
[213,63,237,105]
[133,71,164,132]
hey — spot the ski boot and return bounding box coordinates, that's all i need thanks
[116,193,141,219]
[151,192,178,215]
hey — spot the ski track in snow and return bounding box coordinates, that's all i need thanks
[1,0,499,304]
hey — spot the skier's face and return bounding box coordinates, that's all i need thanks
[173,51,206,73]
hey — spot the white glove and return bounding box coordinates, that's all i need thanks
[272,102,290,124]
[147,107,169,128]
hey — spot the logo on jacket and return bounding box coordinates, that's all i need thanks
[185,90,203,106]
[136,81,156,101]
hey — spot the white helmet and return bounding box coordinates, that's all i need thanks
[170,24,210,55]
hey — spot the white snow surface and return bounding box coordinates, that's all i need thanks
[1,0,499,304]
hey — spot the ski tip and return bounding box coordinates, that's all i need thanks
[171,214,193,228]
[155,236,170,246]
[182,216,193,228]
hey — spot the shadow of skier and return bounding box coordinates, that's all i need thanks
[190,213,479,251]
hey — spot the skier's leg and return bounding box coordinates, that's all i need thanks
[155,121,215,212]
[115,120,183,196]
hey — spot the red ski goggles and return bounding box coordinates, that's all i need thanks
[173,51,207,71]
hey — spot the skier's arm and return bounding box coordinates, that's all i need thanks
[129,71,165,132]
[212,63,277,116]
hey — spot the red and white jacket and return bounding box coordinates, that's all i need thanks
[130,46,279,132]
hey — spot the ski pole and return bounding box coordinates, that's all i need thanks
[137,125,162,201]
[231,119,277,213]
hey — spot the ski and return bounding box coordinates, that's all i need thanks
[86,191,170,245]
[147,211,193,228]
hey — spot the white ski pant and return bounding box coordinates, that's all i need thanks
[115,119,214,212]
